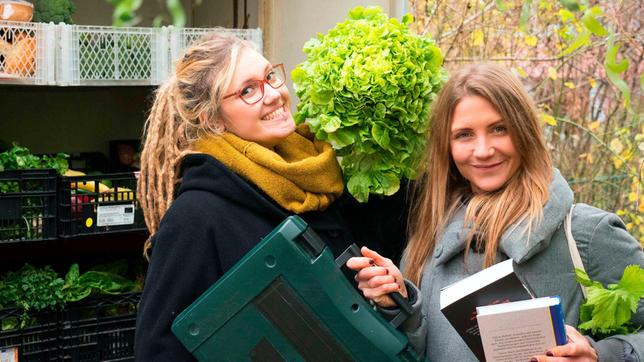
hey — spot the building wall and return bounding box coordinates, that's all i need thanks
[259,0,403,106]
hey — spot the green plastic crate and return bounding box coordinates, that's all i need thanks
[172,215,419,361]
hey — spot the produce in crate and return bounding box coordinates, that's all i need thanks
[292,6,446,202]
[65,169,111,193]
[0,262,139,329]
[64,169,135,218]
[0,33,35,76]
[0,0,33,22]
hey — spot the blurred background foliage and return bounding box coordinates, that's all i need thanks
[409,0,643,245]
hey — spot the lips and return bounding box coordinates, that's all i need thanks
[472,161,504,170]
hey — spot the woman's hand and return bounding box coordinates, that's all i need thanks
[530,325,598,362]
[345,246,407,308]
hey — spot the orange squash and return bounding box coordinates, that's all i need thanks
[0,34,35,76]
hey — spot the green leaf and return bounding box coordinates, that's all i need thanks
[559,0,580,11]
[561,29,591,56]
[320,114,342,133]
[371,123,390,148]
[575,268,595,287]
[401,13,413,25]
[327,128,358,148]
[604,35,631,107]
[376,172,400,196]
[64,264,80,287]
[347,172,371,203]
[519,0,533,32]
[166,0,186,27]
[581,6,607,37]
[495,0,509,12]
[616,265,644,296]
[577,265,644,336]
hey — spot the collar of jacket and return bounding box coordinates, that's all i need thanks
[434,169,573,266]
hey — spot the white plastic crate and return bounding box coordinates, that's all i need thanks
[166,26,263,78]
[1,23,262,86]
[0,20,56,85]
[56,24,163,86]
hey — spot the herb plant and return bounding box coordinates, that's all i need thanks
[292,6,445,202]
[0,264,65,328]
[0,263,139,329]
[0,143,69,176]
[0,144,69,240]
[575,265,644,337]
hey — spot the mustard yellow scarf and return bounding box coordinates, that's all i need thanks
[194,126,344,213]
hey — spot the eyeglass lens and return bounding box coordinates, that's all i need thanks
[241,65,286,104]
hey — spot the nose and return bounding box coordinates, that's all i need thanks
[473,137,494,158]
[263,82,282,104]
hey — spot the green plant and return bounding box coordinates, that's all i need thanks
[0,262,139,329]
[0,143,68,175]
[0,264,65,328]
[31,0,76,24]
[575,265,644,337]
[105,0,186,27]
[292,6,446,202]
[61,264,137,302]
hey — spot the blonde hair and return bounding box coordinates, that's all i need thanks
[404,63,552,285]
[138,32,253,259]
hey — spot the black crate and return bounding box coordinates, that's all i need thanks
[58,173,146,237]
[58,293,140,362]
[0,306,58,362]
[0,169,58,243]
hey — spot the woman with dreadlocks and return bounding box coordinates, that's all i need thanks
[133,33,411,361]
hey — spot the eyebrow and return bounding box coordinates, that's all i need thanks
[450,118,505,133]
[237,63,273,86]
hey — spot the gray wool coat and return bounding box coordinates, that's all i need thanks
[403,169,644,361]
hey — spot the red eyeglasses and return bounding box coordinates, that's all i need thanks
[222,64,286,105]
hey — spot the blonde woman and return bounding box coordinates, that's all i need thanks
[348,63,644,361]
[133,33,409,361]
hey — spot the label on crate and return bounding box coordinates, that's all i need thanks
[97,203,135,227]
[0,347,18,362]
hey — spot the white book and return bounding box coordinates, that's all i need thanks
[476,296,567,362]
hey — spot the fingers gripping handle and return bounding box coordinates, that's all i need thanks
[336,244,413,328]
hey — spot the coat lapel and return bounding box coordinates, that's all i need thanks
[434,169,573,266]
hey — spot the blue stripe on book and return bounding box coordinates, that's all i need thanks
[550,296,567,346]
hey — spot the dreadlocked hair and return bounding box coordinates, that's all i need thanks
[138,32,252,259]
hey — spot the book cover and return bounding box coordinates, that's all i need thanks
[439,259,534,361]
[476,296,567,362]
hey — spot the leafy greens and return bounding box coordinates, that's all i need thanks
[0,263,139,329]
[292,6,446,202]
[575,265,644,337]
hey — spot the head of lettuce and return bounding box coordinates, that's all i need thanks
[292,6,446,202]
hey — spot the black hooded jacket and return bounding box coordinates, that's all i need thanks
[134,154,409,361]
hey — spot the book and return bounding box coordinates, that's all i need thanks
[476,296,567,362]
[439,258,534,361]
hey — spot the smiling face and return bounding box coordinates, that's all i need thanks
[219,47,295,148]
[450,95,521,194]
